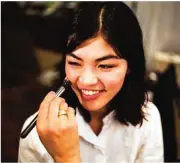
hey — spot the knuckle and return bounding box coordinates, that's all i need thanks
[68,121,78,129]
[48,125,68,135]
[49,91,56,96]
[47,91,56,99]
[61,102,68,110]
[37,125,46,135]
[48,126,61,137]
[50,99,58,106]
[60,125,68,131]
[57,125,69,133]
[50,97,64,106]
[48,127,57,135]
[68,107,75,113]
[39,102,48,109]
[56,97,65,103]
[58,97,66,102]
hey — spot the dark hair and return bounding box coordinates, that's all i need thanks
[61,2,148,126]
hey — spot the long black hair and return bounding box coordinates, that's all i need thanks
[59,2,148,126]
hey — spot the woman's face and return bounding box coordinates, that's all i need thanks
[65,37,127,112]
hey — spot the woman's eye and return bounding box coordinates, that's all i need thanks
[68,61,81,66]
[98,64,116,69]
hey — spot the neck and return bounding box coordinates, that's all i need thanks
[89,107,110,122]
[89,107,112,136]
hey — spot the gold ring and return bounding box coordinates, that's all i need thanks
[58,110,67,117]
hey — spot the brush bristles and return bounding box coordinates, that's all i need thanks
[63,79,71,88]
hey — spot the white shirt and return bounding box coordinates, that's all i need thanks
[18,102,164,163]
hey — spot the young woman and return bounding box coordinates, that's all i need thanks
[18,2,163,162]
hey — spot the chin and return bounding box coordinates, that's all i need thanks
[80,102,105,112]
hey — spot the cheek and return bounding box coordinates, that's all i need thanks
[65,64,75,81]
[65,63,80,83]
[102,73,125,90]
[100,64,127,90]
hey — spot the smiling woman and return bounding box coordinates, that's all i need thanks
[65,37,127,114]
[18,2,164,163]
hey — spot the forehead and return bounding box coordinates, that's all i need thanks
[71,37,117,59]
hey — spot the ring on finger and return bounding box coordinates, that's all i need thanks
[58,109,68,118]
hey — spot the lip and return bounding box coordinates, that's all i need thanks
[80,90,104,101]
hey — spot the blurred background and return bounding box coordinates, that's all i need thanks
[1,1,180,162]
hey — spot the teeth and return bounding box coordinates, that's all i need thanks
[81,90,100,95]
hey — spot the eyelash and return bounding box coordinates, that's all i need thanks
[68,61,116,69]
[98,65,116,69]
[68,61,80,66]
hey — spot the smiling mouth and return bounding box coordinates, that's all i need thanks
[81,90,101,96]
[81,89,104,96]
[79,89,104,101]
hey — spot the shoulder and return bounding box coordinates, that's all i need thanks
[142,101,161,124]
[137,103,164,161]
[140,101,163,136]
[18,113,53,162]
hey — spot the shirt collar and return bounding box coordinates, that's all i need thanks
[102,110,115,125]
[75,108,115,148]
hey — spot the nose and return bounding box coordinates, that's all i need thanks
[78,69,98,85]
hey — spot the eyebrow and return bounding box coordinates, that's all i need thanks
[67,53,120,62]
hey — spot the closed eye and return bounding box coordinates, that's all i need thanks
[98,64,116,69]
[68,61,81,66]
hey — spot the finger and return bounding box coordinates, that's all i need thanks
[58,102,69,123]
[59,101,68,112]
[48,97,65,122]
[43,91,56,103]
[37,91,56,124]
[67,107,76,121]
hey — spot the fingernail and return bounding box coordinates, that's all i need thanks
[49,91,56,95]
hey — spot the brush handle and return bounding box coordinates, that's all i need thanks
[20,79,70,139]
[20,113,38,138]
